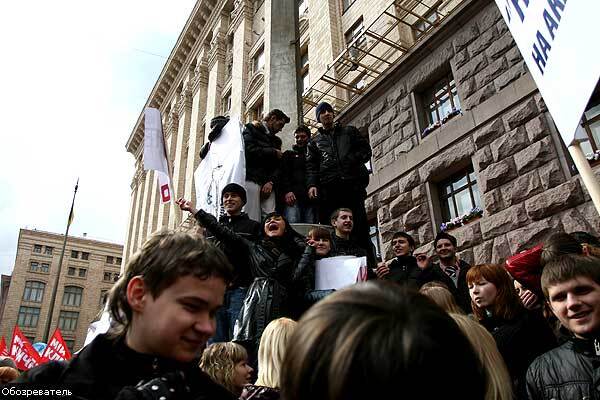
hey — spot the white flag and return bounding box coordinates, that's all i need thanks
[144,107,173,203]
[194,117,246,218]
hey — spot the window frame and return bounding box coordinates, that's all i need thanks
[62,286,83,307]
[71,250,79,259]
[438,168,481,222]
[22,281,46,303]
[44,246,53,255]
[106,256,114,264]
[29,261,40,272]
[58,310,79,331]
[342,0,356,13]
[252,47,265,74]
[103,272,112,282]
[17,306,41,328]
[344,17,365,48]
[78,268,87,278]
[33,244,42,253]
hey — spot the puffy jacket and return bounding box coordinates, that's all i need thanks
[280,145,311,205]
[382,255,420,290]
[243,122,282,186]
[527,335,600,400]
[306,123,372,190]
[206,212,261,288]
[194,210,305,343]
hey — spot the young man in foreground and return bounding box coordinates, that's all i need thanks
[17,230,236,400]
[527,254,600,400]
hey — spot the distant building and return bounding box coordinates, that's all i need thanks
[0,229,123,353]
[123,0,600,264]
[0,275,11,322]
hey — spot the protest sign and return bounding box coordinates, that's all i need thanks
[9,326,43,370]
[315,256,368,290]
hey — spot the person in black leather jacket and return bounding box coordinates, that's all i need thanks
[177,198,305,371]
[306,102,373,262]
[15,230,236,400]
[527,255,600,400]
[375,232,420,290]
[243,109,289,222]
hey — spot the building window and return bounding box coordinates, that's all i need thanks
[44,246,53,255]
[78,268,87,278]
[58,311,79,331]
[413,7,441,40]
[30,262,40,272]
[62,286,83,307]
[71,250,79,259]
[298,0,308,16]
[63,339,75,353]
[248,97,264,122]
[17,306,40,328]
[103,272,112,282]
[369,223,381,259]
[113,273,120,282]
[100,290,109,307]
[439,168,482,222]
[343,0,356,12]
[253,47,265,74]
[345,17,364,47]
[422,72,461,136]
[578,96,600,158]
[116,257,122,265]
[67,267,76,276]
[222,90,232,114]
[41,263,49,273]
[81,252,89,260]
[301,70,310,94]
[33,244,42,253]
[300,47,310,94]
[106,256,114,264]
[23,281,45,303]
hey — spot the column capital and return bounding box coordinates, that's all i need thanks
[230,0,253,32]
[178,84,193,115]
[166,107,179,134]
[207,33,226,70]
[193,62,209,93]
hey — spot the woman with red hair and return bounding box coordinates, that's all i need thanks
[467,264,556,400]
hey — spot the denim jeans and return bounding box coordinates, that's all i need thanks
[284,204,316,224]
[208,287,248,344]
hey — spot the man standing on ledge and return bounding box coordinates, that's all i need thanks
[306,101,374,264]
[243,109,290,222]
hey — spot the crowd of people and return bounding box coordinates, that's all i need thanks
[2,103,600,400]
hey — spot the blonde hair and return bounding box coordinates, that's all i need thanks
[255,317,297,388]
[450,313,513,400]
[199,342,248,395]
[420,283,464,314]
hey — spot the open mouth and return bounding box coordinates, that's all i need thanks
[267,222,279,231]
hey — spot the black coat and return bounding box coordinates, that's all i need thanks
[417,260,472,314]
[16,334,236,400]
[481,311,557,399]
[291,245,335,316]
[306,123,372,190]
[280,145,311,205]
[206,212,261,288]
[243,122,282,186]
[527,334,600,400]
[382,255,420,290]
[195,210,305,343]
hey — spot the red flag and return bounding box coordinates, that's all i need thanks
[41,328,72,361]
[0,337,8,357]
[9,326,43,370]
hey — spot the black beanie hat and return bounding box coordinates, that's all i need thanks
[221,183,247,205]
[315,102,334,122]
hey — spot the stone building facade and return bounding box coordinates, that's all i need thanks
[0,229,122,353]
[123,0,599,263]
[337,0,600,262]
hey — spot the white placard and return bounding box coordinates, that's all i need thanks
[494,0,600,144]
[144,107,173,203]
[315,256,368,290]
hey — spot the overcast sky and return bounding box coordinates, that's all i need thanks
[0,1,197,275]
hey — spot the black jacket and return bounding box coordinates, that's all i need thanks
[417,260,472,313]
[527,334,600,400]
[206,212,261,288]
[16,334,236,400]
[306,123,372,190]
[481,311,557,400]
[195,210,305,343]
[280,145,311,205]
[243,122,282,186]
[382,255,420,290]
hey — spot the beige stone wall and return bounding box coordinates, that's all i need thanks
[0,229,122,353]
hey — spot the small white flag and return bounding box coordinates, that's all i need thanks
[144,107,173,203]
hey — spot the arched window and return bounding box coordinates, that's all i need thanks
[62,286,83,307]
[22,281,45,303]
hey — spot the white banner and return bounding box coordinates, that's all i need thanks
[315,256,368,290]
[194,117,246,218]
[494,0,600,145]
[144,107,173,203]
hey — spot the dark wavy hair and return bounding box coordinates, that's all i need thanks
[107,230,233,337]
[281,282,485,400]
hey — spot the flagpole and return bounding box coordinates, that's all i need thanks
[42,179,79,342]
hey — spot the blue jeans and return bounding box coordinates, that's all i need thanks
[284,204,316,224]
[208,287,248,344]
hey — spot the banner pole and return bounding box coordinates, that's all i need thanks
[568,141,600,216]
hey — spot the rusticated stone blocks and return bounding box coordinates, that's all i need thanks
[525,180,585,221]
